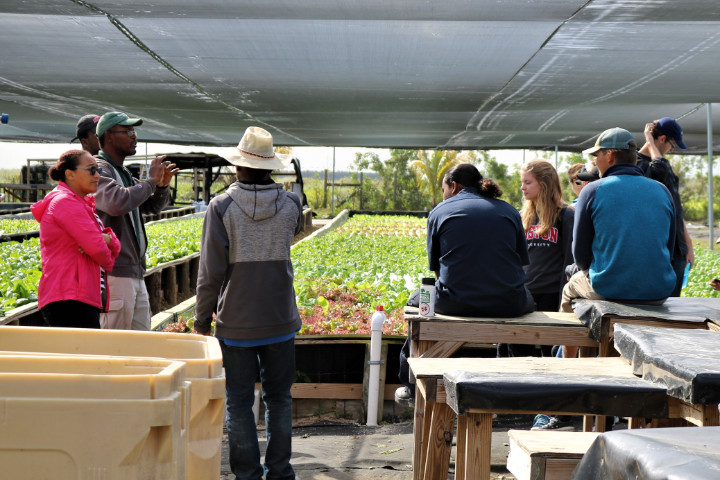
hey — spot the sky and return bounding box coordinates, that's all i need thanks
[0,140,545,173]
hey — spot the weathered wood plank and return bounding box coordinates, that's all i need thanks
[409,357,634,380]
[416,322,596,346]
[507,431,599,480]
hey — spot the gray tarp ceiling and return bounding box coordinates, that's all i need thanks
[1,0,719,154]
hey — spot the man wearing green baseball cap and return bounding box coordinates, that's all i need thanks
[93,111,179,330]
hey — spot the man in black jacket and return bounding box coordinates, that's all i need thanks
[637,117,693,297]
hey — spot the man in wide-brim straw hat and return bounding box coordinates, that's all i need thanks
[224,125,293,170]
[194,126,302,480]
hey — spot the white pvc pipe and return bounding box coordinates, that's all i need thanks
[366,307,386,426]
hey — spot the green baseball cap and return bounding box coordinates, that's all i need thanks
[582,127,637,155]
[96,112,143,137]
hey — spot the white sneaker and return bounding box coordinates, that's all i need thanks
[394,386,414,407]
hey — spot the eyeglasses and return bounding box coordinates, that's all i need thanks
[574,179,583,185]
[76,165,99,175]
[107,129,137,138]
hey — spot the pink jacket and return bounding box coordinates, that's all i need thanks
[31,182,121,310]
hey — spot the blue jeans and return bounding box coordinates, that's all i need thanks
[220,338,296,480]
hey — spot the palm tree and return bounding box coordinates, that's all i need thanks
[409,150,460,207]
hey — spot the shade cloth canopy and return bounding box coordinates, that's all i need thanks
[1,1,718,153]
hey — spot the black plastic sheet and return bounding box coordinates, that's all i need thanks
[614,324,720,404]
[571,427,720,480]
[572,298,712,342]
[442,370,667,417]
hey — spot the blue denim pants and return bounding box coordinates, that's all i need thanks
[220,337,296,480]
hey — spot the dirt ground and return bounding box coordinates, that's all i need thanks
[216,413,600,479]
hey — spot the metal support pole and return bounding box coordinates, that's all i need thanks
[360,171,364,209]
[555,145,559,169]
[708,103,714,249]
[331,147,336,216]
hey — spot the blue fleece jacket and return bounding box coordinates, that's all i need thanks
[572,163,676,301]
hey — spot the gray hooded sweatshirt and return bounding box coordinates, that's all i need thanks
[194,181,303,339]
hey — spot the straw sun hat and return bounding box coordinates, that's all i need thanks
[225,126,292,170]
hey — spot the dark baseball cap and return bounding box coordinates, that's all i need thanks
[72,114,100,142]
[655,117,687,149]
[576,165,600,182]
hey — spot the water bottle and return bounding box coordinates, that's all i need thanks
[419,277,436,317]
[681,263,691,290]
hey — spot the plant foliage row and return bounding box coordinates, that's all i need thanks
[0,217,204,315]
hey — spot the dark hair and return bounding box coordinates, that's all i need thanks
[236,166,272,184]
[444,163,503,199]
[607,146,638,165]
[48,149,87,182]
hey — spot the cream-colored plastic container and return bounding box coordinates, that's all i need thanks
[0,355,188,480]
[0,327,225,480]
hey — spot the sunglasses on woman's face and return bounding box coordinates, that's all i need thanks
[76,165,99,175]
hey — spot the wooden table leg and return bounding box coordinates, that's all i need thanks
[459,412,492,480]
[455,415,468,480]
[670,397,720,427]
[578,345,598,357]
[594,415,607,433]
[423,402,456,480]
[628,417,646,429]
[413,383,428,480]
[702,404,720,426]
[599,337,611,357]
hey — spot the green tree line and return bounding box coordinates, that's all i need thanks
[302,149,720,224]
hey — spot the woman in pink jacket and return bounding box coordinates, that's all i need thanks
[31,150,121,328]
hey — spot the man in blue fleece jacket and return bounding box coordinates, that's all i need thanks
[561,128,676,358]
[194,126,303,480]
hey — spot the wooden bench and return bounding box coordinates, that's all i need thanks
[506,430,599,480]
[614,323,720,426]
[573,297,719,356]
[404,307,598,480]
[572,427,720,478]
[409,356,719,480]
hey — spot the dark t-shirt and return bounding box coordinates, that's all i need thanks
[523,206,575,295]
[427,187,530,317]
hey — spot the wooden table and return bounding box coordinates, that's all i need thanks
[571,427,720,479]
[405,307,597,360]
[404,307,598,478]
[409,356,719,480]
[572,297,720,356]
[614,323,720,416]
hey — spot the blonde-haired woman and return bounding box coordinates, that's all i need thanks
[500,160,574,358]
[519,159,576,431]
[521,159,574,310]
